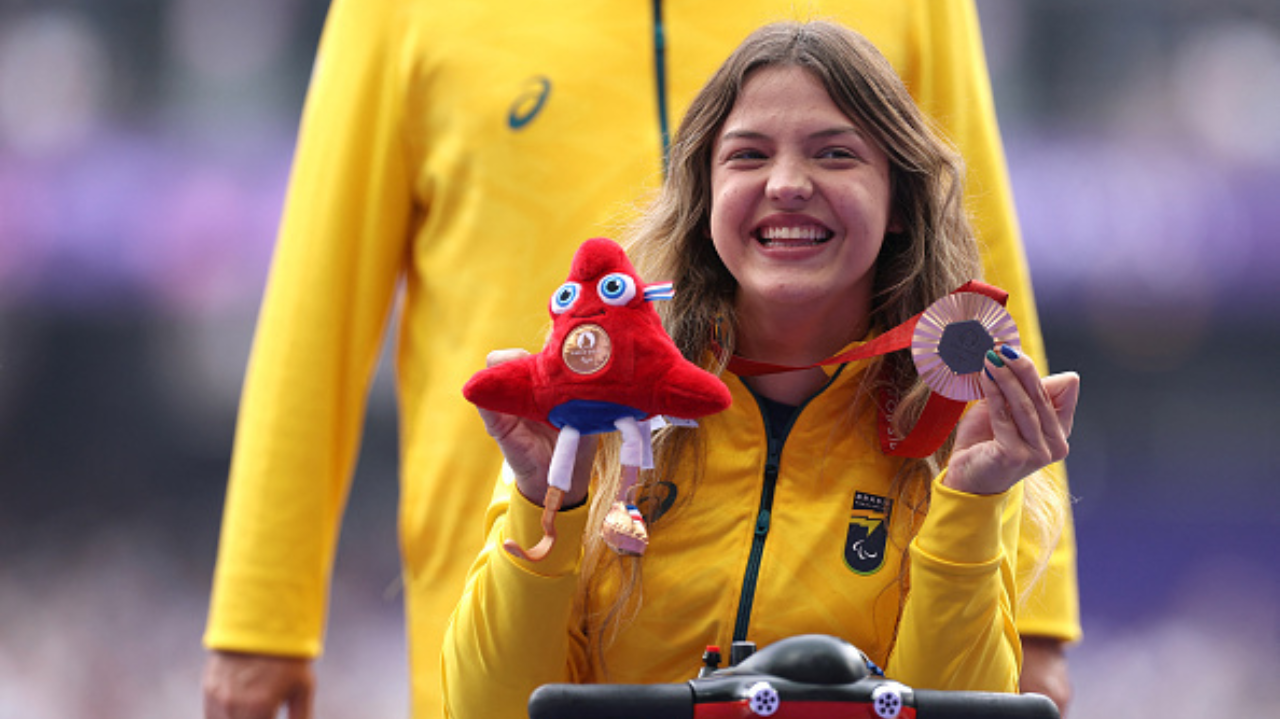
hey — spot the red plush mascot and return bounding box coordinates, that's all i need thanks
[463,238,732,561]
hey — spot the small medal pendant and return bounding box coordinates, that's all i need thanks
[602,501,649,556]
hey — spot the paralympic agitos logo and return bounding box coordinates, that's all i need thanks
[844,491,891,575]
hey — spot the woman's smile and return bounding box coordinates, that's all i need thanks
[754,220,834,247]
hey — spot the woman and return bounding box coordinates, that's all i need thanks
[443,20,1079,718]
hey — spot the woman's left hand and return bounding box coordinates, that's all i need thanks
[945,345,1081,495]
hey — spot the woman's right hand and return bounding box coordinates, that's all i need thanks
[946,346,1079,496]
[475,349,594,508]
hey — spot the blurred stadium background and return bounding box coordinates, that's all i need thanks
[1,1,1278,717]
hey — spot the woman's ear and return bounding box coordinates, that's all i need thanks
[884,191,905,235]
[887,211,905,235]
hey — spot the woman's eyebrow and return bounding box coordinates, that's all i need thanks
[719,129,768,142]
[809,126,866,141]
[719,125,865,142]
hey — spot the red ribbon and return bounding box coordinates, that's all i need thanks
[721,281,1009,458]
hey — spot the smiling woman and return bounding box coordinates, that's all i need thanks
[443,20,1080,719]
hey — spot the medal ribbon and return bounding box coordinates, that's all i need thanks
[720,280,1009,458]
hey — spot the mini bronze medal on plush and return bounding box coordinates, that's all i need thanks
[562,324,611,375]
[912,292,1021,401]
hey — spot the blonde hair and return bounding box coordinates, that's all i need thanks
[577,20,1064,667]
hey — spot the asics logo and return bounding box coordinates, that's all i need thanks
[508,76,552,130]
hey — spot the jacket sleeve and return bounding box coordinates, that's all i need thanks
[203,0,414,658]
[887,475,1022,693]
[442,479,592,719]
[907,0,1080,644]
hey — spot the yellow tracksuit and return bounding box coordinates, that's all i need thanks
[443,363,1025,717]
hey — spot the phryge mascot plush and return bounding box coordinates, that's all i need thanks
[463,238,732,561]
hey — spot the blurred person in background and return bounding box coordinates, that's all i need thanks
[201,1,1079,718]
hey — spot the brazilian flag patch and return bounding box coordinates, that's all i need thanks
[844,491,892,575]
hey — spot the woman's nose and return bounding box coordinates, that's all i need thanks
[766,156,813,204]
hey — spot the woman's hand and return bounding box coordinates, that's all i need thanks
[945,345,1080,496]
[475,349,595,508]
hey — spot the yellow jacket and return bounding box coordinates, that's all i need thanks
[204,1,1078,715]
[444,364,1025,718]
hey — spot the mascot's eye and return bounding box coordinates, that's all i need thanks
[551,282,581,314]
[597,273,636,306]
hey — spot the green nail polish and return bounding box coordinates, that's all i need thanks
[986,349,1004,368]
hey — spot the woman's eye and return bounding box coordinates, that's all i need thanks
[551,282,581,313]
[596,273,637,306]
[819,147,858,160]
[727,148,767,162]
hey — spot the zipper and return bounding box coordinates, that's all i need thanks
[731,366,846,643]
[731,430,784,643]
[651,0,671,173]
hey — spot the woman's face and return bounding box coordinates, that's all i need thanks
[709,65,896,329]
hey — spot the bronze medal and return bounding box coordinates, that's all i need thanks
[562,323,611,375]
[911,292,1020,401]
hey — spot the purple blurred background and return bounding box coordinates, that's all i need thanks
[1,1,1278,717]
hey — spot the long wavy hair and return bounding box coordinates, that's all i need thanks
[576,20,1064,671]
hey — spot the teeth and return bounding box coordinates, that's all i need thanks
[759,226,829,242]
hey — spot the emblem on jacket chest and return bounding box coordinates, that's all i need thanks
[844,491,892,575]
